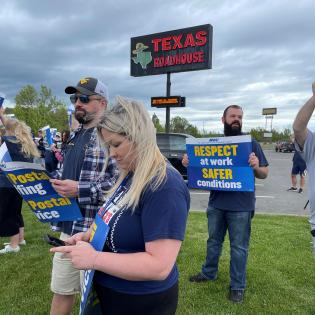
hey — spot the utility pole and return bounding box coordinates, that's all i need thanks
[165,72,171,133]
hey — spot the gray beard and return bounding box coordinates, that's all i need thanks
[75,110,97,125]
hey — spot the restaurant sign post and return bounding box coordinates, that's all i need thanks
[262,107,277,131]
[131,24,213,132]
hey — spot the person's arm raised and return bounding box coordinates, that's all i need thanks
[293,82,315,148]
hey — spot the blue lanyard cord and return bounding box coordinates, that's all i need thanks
[98,173,132,218]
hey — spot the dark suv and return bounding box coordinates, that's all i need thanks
[156,133,194,180]
[275,141,295,153]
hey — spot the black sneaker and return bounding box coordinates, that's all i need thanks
[189,273,215,283]
[287,187,297,191]
[229,289,244,303]
[298,188,303,193]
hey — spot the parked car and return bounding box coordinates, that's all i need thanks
[156,132,194,180]
[275,141,295,153]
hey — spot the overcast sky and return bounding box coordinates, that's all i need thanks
[0,0,314,133]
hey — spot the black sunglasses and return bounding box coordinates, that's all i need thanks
[70,94,102,104]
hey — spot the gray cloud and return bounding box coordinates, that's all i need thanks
[0,0,314,132]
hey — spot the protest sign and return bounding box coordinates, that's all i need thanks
[0,142,12,163]
[41,125,53,146]
[0,145,82,223]
[2,161,83,222]
[186,135,254,192]
[51,128,57,139]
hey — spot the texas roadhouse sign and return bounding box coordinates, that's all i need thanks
[131,24,213,77]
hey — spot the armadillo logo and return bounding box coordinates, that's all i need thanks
[132,43,152,69]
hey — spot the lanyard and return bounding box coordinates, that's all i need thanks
[98,173,132,219]
[80,175,132,315]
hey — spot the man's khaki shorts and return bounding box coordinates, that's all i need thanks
[50,232,83,295]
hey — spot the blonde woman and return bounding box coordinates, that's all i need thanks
[0,107,40,254]
[52,97,190,315]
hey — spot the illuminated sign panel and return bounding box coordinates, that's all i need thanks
[262,108,277,115]
[131,24,213,77]
[151,96,185,108]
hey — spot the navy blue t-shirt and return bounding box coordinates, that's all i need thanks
[94,166,190,294]
[208,139,268,211]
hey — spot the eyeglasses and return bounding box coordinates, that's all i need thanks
[70,94,103,104]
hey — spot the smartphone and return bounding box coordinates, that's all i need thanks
[44,234,66,247]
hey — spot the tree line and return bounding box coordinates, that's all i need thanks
[3,84,292,142]
[152,113,292,142]
[5,85,68,134]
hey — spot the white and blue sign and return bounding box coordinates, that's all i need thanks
[0,159,83,222]
[41,125,53,146]
[0,142,12,163]
[186,135,254,192]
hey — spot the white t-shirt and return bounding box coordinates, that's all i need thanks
[295,130,315,229]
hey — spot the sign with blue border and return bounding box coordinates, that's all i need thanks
[0,159,82,222]
[186,135,254,191]
[41,125,53,146]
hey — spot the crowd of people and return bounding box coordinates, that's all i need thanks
[0,78,314,314]
[34,129,71,172]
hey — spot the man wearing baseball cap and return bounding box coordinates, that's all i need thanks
[49,77,118,315]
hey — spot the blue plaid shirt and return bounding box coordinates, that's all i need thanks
[51,126,119,235]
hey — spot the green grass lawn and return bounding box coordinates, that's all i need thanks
[1,204,314,315]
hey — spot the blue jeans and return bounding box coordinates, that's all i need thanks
[201,206,253,290]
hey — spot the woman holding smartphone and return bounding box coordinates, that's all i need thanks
[51,96,190,315]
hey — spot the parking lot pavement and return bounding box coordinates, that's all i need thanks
[190,150,310,217]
